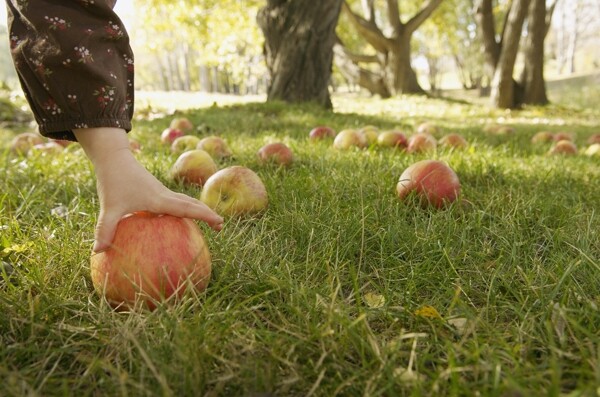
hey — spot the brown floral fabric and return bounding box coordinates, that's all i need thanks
[6,0,134,141]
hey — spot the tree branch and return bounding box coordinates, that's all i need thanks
[341,1,391,53]
[475,0,501,69]
[386,0,403,37]
[405,0,444,33]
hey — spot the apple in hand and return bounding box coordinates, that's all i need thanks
[197,136,233,160]
[438,133,468,149]
[309,126,336,141]
[407,133,437,153]
[397,160,461,208]
[548,140,577,156]
[161,127,185,145]
[257,142,294,167]
[9,132,46,155]
[170,149,217,186]
[200,166,268,217]
[171,135,201,154]
[170,117,194,133]
[377,130,408,149]
[90,211,211,311]
[333,129,367,150]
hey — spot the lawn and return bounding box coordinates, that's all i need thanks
[1,89,599,396]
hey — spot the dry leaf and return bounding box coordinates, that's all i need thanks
[551,302,567,343]
[364,292,385,308]
[447,317,468,335]
[414,305,442,319]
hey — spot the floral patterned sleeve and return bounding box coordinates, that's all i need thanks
[6,0,134,141]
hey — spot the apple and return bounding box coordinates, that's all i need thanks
[587,134,600,145]
[548,140,577,156]
[484,124,514,135]
[531,131,554,144]
[377,130,408,149]
[438,133,468,149]
[584,143,600,157]
[416,122,439,136]
[129,139,141,153]
[170,149,217,186]
[200,166,268,217]
[50,139,73,148]
[396,160,461,208]
[170,117,194,133]
[309,126,336,141]
[161,127,185,145]
[553,131,574,142]
[90,211,211,311]
[359,125,379,145]
[171,135,201,154]
[27,141,64,157]
[196,136,233,160]
[333,129,367,150]
[407,133,437,153]
[9,132,46,155]
[257,142,294,167]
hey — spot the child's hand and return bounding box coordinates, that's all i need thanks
[74,128,223,253]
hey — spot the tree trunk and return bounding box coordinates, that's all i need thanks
[257,0,343,108]
[388,34,425,94]
[520,0,549,105]
[490,0,530,109]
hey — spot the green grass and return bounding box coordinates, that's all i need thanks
[1,92,599,396]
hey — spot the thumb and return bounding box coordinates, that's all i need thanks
[93,210,124,253]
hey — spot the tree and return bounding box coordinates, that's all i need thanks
[336,0,444,96]
[257,0,343,108]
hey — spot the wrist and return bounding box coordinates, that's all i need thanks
[74,127,134,168]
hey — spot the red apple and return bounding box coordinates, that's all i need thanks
[200,166,268,217]
[170,117,194,133]
[548,140,577,156]
[171,135,201,154]
[531,131,554,144]
[416,122,439,136]
[587,134,600,145]
[397,160,461,208]
[407,133,437,153]
[9,132,46,155]
[196,136,233,160]
[50,139,73,148]
[584,143,600,157]
[170,149,217,186]
[309,126,336,141]
[90,211,211,311]
[161,127,185,145]
[333,129,367,150]
[438,133,468,149]
[553,132,574,142]
[377,130,408,149]
[257,142,294,167]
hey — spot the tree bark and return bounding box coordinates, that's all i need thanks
[257,0,343,108]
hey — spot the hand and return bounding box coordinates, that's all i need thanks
[74,127,223,253]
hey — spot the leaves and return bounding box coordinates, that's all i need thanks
[414,305,442,320]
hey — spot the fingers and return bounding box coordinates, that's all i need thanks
[151,192,224,231]
[93,209,126,253]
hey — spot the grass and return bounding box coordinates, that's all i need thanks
[1,90,599,396]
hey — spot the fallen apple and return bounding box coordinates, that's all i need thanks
[161,127,185,145]
[333,129,367,150]
[50,139,73,148]
[438,133,468,149]
[587,134,600,145]
[396,160,461,208]
[196,136,233,160]
[584,143,600,157]
[90,211,211,310]
[171,135,201,154]
[9,132,46,155]
[407,133,437,153]
[377,130,408,149]
[531,131,554,144]
[359,125,379,145]
[170,149,217,186]
[257,142,294,167]
[129,139,141,153]
[170,117,194,133]
[200,166,268,217]
[553,132,574,142]
[416,122,439,136]
[28,141,64,157]
[548,140,577,156]
[484,124,514,135]
[309,126,336,141]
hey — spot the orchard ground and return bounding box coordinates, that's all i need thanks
[1,84,599,396]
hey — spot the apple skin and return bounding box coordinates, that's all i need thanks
[200,166,268,217]
[333,129,368,150]
[548,140,577,155]
[90,211,211,311]
[257,142,294,167]
[531,131,554,144]
[438,133,468,149]
[407,133,437,153]
[197,136,233,160]
[553,132,574,142]
[170,149,217,186]
[587,134,600,145]
[170,117,194,133]
[377,130,408,149]
[161,128,185,145]
[9,132,46,155]
[396,160,461,208]
[584,143,600,157]
[309,126,336,141]
[416,122,439,136]
[171,135,201,154]
[359,125,379,145]
[129,139,141,153]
